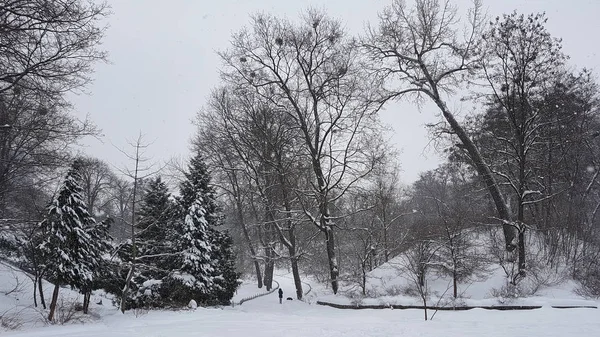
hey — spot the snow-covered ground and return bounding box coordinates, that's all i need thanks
[1,264,599,336]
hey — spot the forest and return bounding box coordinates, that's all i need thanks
[0,0,599,324]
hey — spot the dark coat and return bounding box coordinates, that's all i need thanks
[278,289,283,298]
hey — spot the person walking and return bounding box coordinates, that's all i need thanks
[278,288,283,304]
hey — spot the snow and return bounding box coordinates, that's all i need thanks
[1,264,599,336]
[141,279,162,288]
[0,261,98,330]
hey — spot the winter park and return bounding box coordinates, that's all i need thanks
[1,0,600,336]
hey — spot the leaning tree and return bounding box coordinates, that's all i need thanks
[362,0,519,258]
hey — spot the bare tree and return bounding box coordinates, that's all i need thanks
[78,156,115,216]
[0,88,97,217]
[411,164,488,297]
[116,133,158,313]
[405,240,437,321]
[196,124,265,287]
[0,0,109,95]
[368,152,410,263]
[104,176,133,241]
[198,87,310,298]
[362,0,519,254]
[197,96,266,288]
[0,0,105,219]
[220,10,383,294]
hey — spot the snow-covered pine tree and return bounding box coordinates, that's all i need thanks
[169,195,216,304]
[37,159,96,321]
[178,153,220,226]
[173,153,239,306]
[209,228,241,305]
[131,176,177,308]
[137,176,175,256]
[82,217,114,313]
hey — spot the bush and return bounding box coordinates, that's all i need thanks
[48,298,89,325]
[574,255,600,298]
[0,311,23,331]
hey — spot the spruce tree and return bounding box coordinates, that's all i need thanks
[82,217,114,313]
[37,159,96,321]
[179,154,220,226]
[132,176,177,307]
[112,154,240,308]
[210,229,241,305]
[173,196,215,295]
[175,153,239,305]
[137,176,174,243]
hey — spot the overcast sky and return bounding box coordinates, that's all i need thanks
[70,0,600,184]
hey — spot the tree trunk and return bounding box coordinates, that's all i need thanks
[263,246,274,291]
[244,228,263,289]
[236,200,263,288]
[83,291,91,314]
[254,261,264,289]
[422,291,428,321]
[32,275,38,308]
[38,275,46,309]
[453,270,458,299]
[278,175,304,300]
[383,223,389,263]
[309,147,339,294]
[518,229,526,277]
[120,263,135,313]
[323,225,339,294]
[120,135,142,313]
[286,236,304,300]
[47,283,60,322]
[362,262,367,296]
[291,256,303,300]
[517,137,527,277]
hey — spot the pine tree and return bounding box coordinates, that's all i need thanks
[174,153,239,305]
[111,154,240,308]
[137,177,174,243]
[82,217,114,313]
[174,196,215,293]
[37,159,96,321]
[210,229,241,305]
[132,176,177,308]
[179,154,220,226]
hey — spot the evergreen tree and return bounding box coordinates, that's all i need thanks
[179,154,220,226]
[170,196,216,302]
[137,176,174,244]
[210,229,241,305]
[173,153,239,306]
[127,176,176,308]
[108,155,240,308]
[37,159,96,321]
[136,176,176,274]
[82,217,114,313]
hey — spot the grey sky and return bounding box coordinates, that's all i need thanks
[70,0,600,184]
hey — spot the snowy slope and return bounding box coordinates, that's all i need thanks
[337,231,599,308]
[0,261,109,330]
